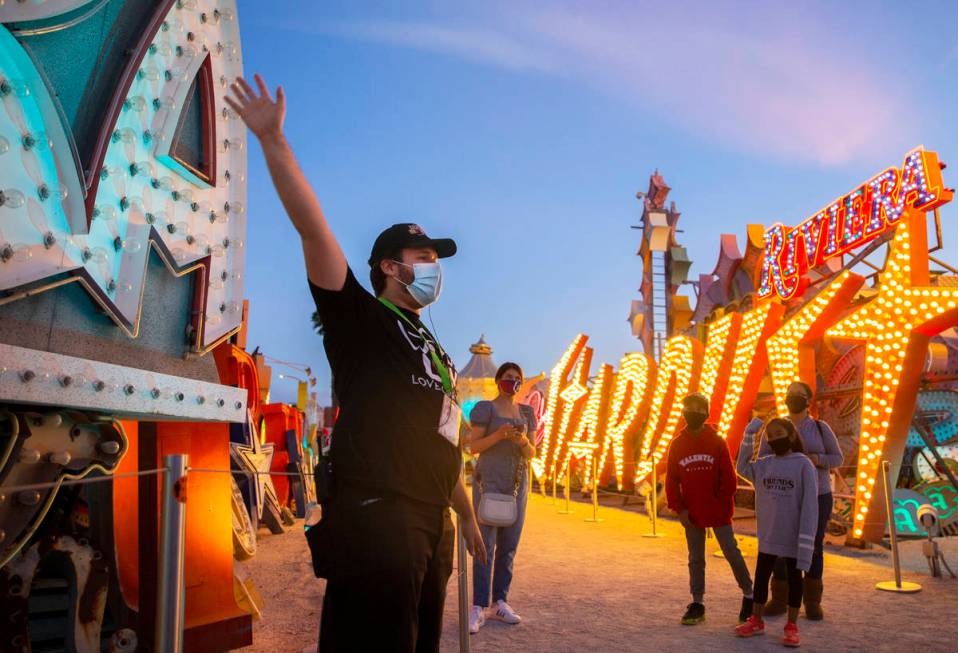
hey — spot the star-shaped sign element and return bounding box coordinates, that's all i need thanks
[230,410,279,523]
[827,206,958,542]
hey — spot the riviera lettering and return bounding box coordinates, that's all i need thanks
[758,148,951,300]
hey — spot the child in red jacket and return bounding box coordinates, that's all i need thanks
[666,393,753,625]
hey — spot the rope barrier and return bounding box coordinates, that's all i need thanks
[0,467,168,494]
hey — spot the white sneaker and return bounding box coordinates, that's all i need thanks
[492,600,522,624]
[468,605,485,634]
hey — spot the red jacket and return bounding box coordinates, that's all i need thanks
[665,424,737,528]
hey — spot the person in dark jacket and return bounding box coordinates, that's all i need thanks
[666,393,754,625]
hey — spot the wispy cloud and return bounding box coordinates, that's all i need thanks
[304,3,915,167]
[335,21,555,73]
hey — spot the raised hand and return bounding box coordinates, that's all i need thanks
[225,73,285,141]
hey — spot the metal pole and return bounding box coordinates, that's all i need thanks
[585,454,603,522]
[642,459,665,538]
[913,418,958,489]
[558,461,575,514]
[456,515,470,653]
[156,454,188,653]
[876,459,921,593]
[551,469,557,504]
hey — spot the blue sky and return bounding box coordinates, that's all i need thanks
[236,0,958,405]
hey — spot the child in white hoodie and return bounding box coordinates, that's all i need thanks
[735,417,818,648]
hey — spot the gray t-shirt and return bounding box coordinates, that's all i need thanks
[470,400,537,494]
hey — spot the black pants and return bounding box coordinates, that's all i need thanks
[318,485,455,652]
[772,492,832,580]
[753,552,803,608]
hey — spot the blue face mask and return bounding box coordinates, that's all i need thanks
[395,261,443,307]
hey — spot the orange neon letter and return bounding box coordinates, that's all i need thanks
[540,335,593,481]
[714,302,784,453]
[635,336,704,484]
[766,270,865,414]
[601,353,656,490]
[827,207,958,542]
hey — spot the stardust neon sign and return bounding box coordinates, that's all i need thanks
[758,147,953,300]
[539,146,957,544]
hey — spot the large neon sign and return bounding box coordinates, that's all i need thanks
[538,147,956,544]
[758,147,952,301]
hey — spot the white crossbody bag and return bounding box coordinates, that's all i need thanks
[477,447,524,527]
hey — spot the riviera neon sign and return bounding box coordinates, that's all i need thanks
[757,147,953,300]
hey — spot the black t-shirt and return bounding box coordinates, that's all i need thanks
[309,269,460,506]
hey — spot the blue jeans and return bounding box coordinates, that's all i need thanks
[772,492,832,581]
[472,473,528,606]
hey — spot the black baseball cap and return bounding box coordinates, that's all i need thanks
[368,223,457,267]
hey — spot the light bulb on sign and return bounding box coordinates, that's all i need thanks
[121,239,143,254]
[112,128,137,145]
[94,204,118,222]
[122,96,148,113]
[101,164,123,180]
[129,161,153,177]
[138,65,162,82]
[37,184,68,202]
[152,96,177,112]
[175,44,198,61]
[0,189,26,209]
[0,77,30,97]
[154,42,175,58]
[151,176,173,191]
[21,132,51,151]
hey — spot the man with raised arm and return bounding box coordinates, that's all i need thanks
[226,74,486,653]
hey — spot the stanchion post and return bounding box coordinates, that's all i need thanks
[642,459,665,538]
[585,454,603,523]
[156,454,188,653]
[456,514,471,653]
[876,459,921,593]
[558,461,575,514]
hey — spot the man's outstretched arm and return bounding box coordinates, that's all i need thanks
[225,74,347,290]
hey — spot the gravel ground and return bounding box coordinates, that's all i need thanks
[238,492,958,652]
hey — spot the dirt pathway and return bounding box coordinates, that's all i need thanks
[239,493,958,652]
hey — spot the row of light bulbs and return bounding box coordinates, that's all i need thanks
[601,353,654,490]
[539,335,587,480]
[636,336,700,479]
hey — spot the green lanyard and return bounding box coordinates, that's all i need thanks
[378,297,455,396]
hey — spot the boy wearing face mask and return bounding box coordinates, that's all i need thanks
[758,381,842,620]
[225,76,487,652]
[666,393,754,626]
[736,418,819,647]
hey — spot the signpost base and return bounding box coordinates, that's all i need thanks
[875,581,922,593]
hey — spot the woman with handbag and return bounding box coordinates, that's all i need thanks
[467,362,537,634]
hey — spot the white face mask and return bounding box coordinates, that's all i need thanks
[394,261,443,307]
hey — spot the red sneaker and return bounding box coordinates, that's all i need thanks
[783,621,800,647]
[735,615,765,637]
